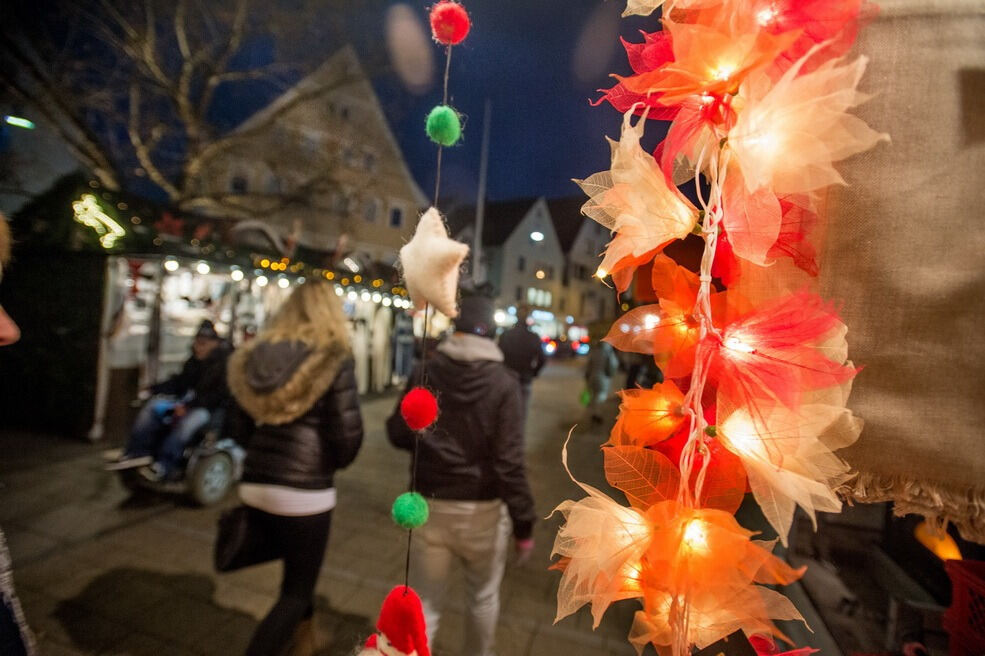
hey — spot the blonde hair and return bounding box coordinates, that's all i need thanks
[260,280,350,351]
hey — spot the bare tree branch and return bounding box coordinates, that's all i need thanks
[128,82,181,198]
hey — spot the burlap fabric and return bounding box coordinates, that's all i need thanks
[819,0,985,542]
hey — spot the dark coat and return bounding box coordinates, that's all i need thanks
[498,325,546,384]
[228,339,363,490]
[386,337,536,539]
[151,343,231,410]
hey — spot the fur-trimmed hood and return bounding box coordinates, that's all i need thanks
[227,337,348,425]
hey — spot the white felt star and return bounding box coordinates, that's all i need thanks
[399,207,469,318]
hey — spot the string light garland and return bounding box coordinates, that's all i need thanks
[361,3,472,653]
[553,0,888,654]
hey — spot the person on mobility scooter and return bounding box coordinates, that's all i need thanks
[106,320,242,504]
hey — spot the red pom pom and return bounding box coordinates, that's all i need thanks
[401,387,439,431]
[429,1,470,46]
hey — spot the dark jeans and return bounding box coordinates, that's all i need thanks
[127,399,211,475]
[244,507,333,656]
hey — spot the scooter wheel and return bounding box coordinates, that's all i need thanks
[189,452,234,506]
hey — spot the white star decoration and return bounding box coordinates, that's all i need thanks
[399,207,469,318]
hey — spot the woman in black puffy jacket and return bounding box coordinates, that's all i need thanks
[227,280,363,655]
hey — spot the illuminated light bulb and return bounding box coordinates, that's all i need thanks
[278,277,290,289]
[595,268,608,279]
[361,291,371,302]
[643,314,660,330]
[335,286,344,296]
[372,292,382,303]
[494,310,506,324]
[700,93,715,105]
[756,5,778,25]
[163,259,180,272]
[196,262,211,275]
[256,275,269,287]
[724,336,756,354]
[710,63,736,81]
[347,290,358,301]
[536,270,546,280]
[530,231,545,242]
[721,415,761,456]
[260,259,270,268]
[682,519,708,553]
[382,297,392,307]
[230,269,244,282]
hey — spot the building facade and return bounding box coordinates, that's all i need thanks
[192,46,427,268]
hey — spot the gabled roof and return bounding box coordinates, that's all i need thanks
[447,197,539,247]
[546,196,587,254]
[232,45,428,208]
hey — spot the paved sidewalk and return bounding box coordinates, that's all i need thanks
[2,360,643,655]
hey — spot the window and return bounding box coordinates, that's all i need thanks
[364,197,380,222]
[517,256,525,272]
[515,286,522,301]
[332,192,350,215]
[389,206,404,228]
[560,297,566,312]
[230,175,248,194]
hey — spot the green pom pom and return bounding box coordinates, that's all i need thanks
[392,492,429,529]
[426,105,461,147]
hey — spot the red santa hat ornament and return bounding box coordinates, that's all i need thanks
[358,585,430,656]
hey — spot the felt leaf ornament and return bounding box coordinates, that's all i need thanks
[615,381,688,447]
[398,207,469,318]
[603,444,682,510]
[618,20,799,107]
[627,501,806,654]
[552,436,656,627]
[706,291,858,411]
[653,427,749,515]
[622,0,722,18]
[575,109,699,283]
[594,31,679,120]
[717,399,863,542]
[728,49,890,197]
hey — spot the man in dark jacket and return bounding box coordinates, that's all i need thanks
[498,304,546,420]
[386,285,536,656]
[107,319,231,480]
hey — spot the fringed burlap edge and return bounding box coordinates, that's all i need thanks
[839,472,985,545]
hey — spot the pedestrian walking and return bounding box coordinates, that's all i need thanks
[0,215,36,656]
[585,337,620,424]
[386,284,536,656]
[498,304,546,420]
[226,280,364,656]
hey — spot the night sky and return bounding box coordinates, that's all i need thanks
[357,1,662,205]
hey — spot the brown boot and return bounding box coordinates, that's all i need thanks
[287,617,316,656]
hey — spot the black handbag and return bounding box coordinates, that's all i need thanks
[213,505,279,572]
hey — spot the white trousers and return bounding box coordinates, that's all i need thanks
[410,499,511,656]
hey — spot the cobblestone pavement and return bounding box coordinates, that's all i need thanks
[2,359,650,656]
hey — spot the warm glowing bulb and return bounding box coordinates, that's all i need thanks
[196,262,211,275]
[721,415,761,456]
[277,277,290,289]
[682,520,708,552]
[724,336,756,353]
[596,268,608,279]
[536,270,546,280]
[164,259,179,272]
[230,269,244,282]
[756,6,778,25]
[256,275,268,287]
[710,63,736,81]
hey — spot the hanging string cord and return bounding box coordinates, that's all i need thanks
[433,46,454,207]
